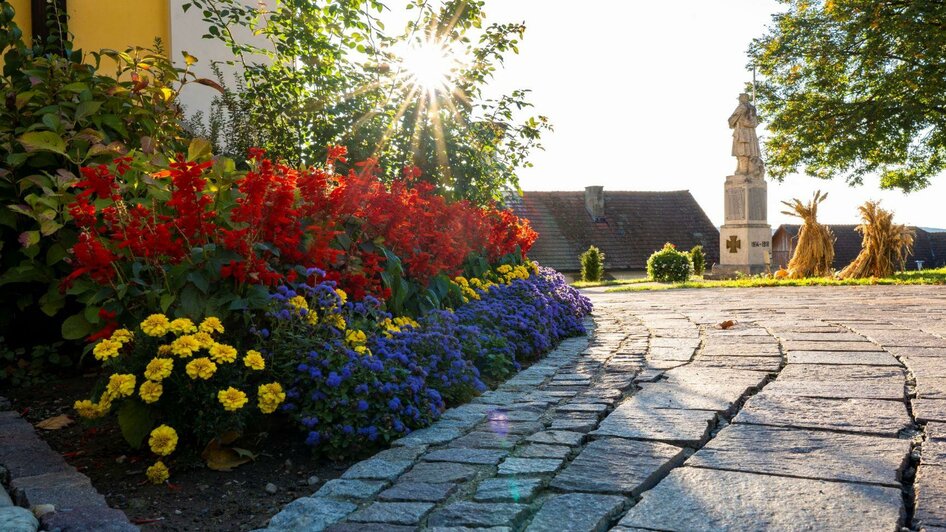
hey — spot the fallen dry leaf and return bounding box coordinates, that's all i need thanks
[201,437,257,472]
[718,320,737,330]
[36,414,74,430]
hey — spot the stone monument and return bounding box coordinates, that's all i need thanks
[713,93,771,276]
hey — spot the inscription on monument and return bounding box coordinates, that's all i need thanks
[749,188,766,220]
[725,189,745,220]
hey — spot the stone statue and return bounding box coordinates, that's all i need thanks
[728,93,763,178]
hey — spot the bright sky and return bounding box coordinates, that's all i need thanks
[468,0,946,229]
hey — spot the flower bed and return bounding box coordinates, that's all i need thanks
[63,146,591,482]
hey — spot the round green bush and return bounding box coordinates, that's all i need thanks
[689,245,706,276]
[647,243,693,283]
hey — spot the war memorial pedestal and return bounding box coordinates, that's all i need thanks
[711,93,771,278]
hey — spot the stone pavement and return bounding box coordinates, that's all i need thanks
[262,285,946,531]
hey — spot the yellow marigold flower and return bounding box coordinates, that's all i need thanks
[74,399,101,419]
[306,311,320,326]
[106,374,136,397]
[148,425,178,456]
[323,314,346,330]
[169,318,197,335]
[217,387,248,411]
[198,316,224,334]
[157,344,173,356]
[345,329,367,347]
[185,357,217,380]
[110,328,134,343]
[288,295,309,310]
[497,264,512,274]
[93,338,123,361]
[146,460,170,484]
[97,391,114,409]
[453,276,469,287]
[396,317,419,329]
[144,358,174,381]
[335,288,348,304]
[139,380,163,404]
[193,332,215,349]
[170,335,201,358]
[141,314,170,336]
[208,343,238,364]
[258,382,286,414]
[243,350,265,371]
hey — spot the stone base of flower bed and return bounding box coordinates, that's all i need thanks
[258,318,594,531]
[0,398,137,532]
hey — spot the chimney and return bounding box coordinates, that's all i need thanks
[585,186,605,222]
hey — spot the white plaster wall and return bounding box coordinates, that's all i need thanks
[170,0,271,123]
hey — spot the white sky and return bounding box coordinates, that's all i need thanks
[459,0,946,229]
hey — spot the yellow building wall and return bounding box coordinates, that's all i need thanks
[69,0,170,55]
[9,0,31,43]
[7,1,169,54]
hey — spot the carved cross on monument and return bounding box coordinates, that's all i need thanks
[726,235,741,253]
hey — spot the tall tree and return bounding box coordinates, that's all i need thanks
[750,0,946,192]
[183,0,549,204]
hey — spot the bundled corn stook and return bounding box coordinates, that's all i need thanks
[838,201,915,279]
[781,191,835,278]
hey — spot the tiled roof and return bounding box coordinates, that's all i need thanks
[775,224,946,270]
[509,191,720,271]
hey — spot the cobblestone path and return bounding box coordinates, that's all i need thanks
[262,286,946,531]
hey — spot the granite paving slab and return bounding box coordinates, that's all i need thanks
[345,501,434,525]
[915,399,946,423]
[473,478,545,503]
[916,465,946,529]
[688,356,782,371]
[549,438,686,495]
[617,467,904,531]
[525,493,626,532]
[592,400,717,446]
[687,423,910,486]
[422,448,508,465]
[786,350,900,366]
[377,482,457,503]
[398,462,479,484]
[426,502,531,528]
[781,340,883,352]
[734,391,912,436]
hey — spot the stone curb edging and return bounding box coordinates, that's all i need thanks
[258,318,597,531]
[0,399,139,532]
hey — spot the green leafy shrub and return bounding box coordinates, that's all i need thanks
[580,245,605,282]
[647,243,693,283]
[0,337,69,387]
[0,4,220,352]
[689,245,706,276]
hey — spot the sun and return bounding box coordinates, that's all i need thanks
[400,41,456,94]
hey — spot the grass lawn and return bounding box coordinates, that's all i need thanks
[572,278,653,288]
[603,267,946,292]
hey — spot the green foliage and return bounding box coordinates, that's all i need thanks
[750,0,946,191]
[0,336,69,387]
[181,0,550,204]
[580,245,605,282]
[0,2,220,347]
[117,400,155,450]
[689,245,706,276]
[646,243,693,283]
